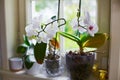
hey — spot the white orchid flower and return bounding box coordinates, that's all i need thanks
[71,18,87,33]
[25,15,59,44]
[25,15,43,38]
[71,18,78,31]
[32,15,42,31]
[26,48,36,62]
[29,54,36,62]
[78,26,87,34]
[84,11,99,36]
[87,22,98,36]
[38,32,48,43]
[45,21,59,39]
[84,11,91,25]
[25,24,38,37]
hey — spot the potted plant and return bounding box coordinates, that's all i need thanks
[59,0,108,80]
[44,38,62,76]
[24,15,66,76]
[17,35,42,75]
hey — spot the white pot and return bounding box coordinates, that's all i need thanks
[26,62,42,75]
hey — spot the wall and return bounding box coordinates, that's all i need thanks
[0,37,2,80]
[0,0,7,70]
[97,0,110,69]
[0,40,2,80]
[0,0,19,69]
[109,0,120,80]
[0,0,6,80]
[5,0,19,58]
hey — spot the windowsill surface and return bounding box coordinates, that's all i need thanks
[0,69,69,80]
[0,69,98,80]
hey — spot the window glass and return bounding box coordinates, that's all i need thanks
[32,0,58,22]
[63,0,97,50]
[31,0,97,51]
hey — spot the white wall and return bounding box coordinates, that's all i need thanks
[96,0,110,69]
[0,0,19,69]
[109,0,120,80]
[5,0,19,58]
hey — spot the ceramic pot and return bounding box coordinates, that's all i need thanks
[9,57,23,72]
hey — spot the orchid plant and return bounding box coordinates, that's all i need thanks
[59,11,108,54]
[25,15,66,64]
[17,15,66,69]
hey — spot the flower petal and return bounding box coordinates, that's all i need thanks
[84,11,91,25]
[71,18,78,31]
[78,27,87,33]
[87,22,99,36]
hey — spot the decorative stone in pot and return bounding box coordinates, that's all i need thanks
[44,54,62,77]
[66,51,95,80]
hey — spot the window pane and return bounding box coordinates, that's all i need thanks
[31,0,97,51]
[32,0,58,22]
[63,0,97,51]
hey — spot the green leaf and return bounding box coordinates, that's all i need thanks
[23,35,30,46]
[34,42,47,64]
[16,44,28,54]
[51,16,56,20]
[24,56,34,69]
[59,32,80,42]
[82,33,108,48]
[80,32,90,43]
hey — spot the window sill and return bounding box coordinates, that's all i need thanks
[0,69,98,80]
[0,69,69,80]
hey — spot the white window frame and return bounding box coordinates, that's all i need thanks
[25,0,65,53]
[0,0,120,80]
[19,0,120,79]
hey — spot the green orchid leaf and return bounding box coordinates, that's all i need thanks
[80,32,90,43]
[82,33,108,48]
[23,35,30,46]
[51,16,56,20]
[17,44,28,54]
[24,55,34,69]
[59,32,80,42]
[34,42,47,64]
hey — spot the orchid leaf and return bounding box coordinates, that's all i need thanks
[34,42,47,64]
[17,44,28,54]
[24,55,34,69]
[82,33,108,48]
[80,32,90,43]
[59,32,80,42]
[23,35,30,46]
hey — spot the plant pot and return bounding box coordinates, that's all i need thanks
[26,62,41,75]
[9,57,23,72]
[66,52,95,80]
[44,58,62,77]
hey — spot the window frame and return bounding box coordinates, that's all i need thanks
[0,0,120,80]
[20,0,118,80]
[18,0,120,80]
